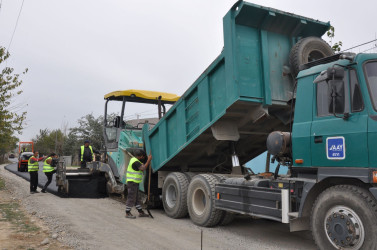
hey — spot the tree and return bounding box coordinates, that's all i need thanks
[30,113,106,162]
[69,114,105,151]
[327,26,343,52]
[0,47,27,163]
[63,130,81,156]
[32,129,65,156]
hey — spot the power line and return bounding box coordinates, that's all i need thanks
[360,46,377,53]
[7,0,25,52]
[341,39,377,52]
[0,0,3,16]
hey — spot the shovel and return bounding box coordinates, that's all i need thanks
[146,163,154,219]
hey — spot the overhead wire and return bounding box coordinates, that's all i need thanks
[360,46,377,53]
[341,39,377,52]
[7,0,25,53]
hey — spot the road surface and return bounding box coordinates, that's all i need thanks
[5,162,58,193]
[2,162,317,249]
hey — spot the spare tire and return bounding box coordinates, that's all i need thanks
[289,36,334,76]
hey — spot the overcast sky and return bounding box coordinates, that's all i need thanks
[1,0,376,142]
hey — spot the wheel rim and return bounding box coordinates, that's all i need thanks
[324,205,365,249]
[308,50,325,62]
[192,187,207,216]
[166,184,177,208]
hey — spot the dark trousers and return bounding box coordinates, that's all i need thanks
[42,170,56,191]
[81,161,87,168]
[29,171,38,192]
[125,182,142,212]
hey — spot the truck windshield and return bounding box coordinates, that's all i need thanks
[365,61,377,110]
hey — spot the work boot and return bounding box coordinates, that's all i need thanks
[138,210,149,217]
[41,189,46,193]
[125,212,136,219]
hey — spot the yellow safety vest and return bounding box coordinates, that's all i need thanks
[43,157,54,172]
[126,157,143,183]
[28,157,39,172]
[80,145,94,161]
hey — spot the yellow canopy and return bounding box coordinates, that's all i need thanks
[104,89,180,103]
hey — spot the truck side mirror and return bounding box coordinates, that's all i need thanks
[326,66,344,80]
[328,79,345,114]
[325,66,348,118]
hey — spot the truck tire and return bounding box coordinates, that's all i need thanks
[183,172,196,182]
[219,212,235,226]
[187,174,223,227]
[311,185,377,250]
[289,36,334,76]
[211,174,235,226]
[162,172,189,218]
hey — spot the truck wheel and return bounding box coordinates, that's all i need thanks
[183,172,196,182]
[219,212,235,226]
[187,174,223,227]
[311,185,377,250]
[162,172,189,218]
[212,174,235,226]
[289,36,334,76]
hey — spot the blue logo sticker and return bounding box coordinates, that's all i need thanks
[326,136,345,160]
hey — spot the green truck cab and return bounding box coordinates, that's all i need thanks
[293,53,377,170]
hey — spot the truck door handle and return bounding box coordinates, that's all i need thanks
[314,136,323,144]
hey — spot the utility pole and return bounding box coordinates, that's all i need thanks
[54,130,57,153]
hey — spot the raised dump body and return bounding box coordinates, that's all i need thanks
[143,2,330,172]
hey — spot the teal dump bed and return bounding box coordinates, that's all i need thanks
[143,1,330,172]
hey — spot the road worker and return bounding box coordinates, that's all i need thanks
[28,151,44,194]
[79,140,98,168]
[125,149,152,219]
[41,153,58,193]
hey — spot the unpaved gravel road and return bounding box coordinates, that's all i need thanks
[1,163,316,250]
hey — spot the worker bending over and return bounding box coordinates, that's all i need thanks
[125,149,152,219]
[41,153,58,193]
[28,151,44,194]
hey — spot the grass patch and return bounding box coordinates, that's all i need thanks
[0,202,40,233]
[0,177,5,190]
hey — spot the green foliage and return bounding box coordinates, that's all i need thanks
[32,129,65,155]
[32,114,105,158]
[0,177,5,190]
[69,114,104,151]
[326,26,343,52]
[63,130,80,156]
[0,47,27,163]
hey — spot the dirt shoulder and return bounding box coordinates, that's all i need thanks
[0,165,70,249]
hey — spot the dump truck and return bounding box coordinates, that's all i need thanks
[60,1,377,249]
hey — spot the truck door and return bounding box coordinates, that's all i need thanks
[364,61,377,168]
[311,68,368,167]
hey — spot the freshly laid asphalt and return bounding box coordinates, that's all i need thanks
[5,160,104,198]
[5,162,58,194]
